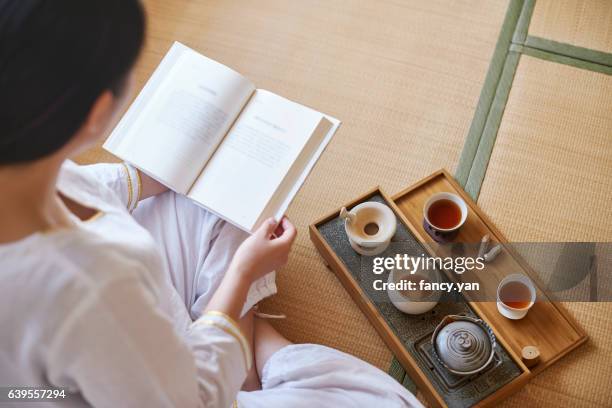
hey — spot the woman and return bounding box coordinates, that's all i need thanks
[0,1,422,407]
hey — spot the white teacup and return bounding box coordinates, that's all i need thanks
[496,274,536,320]
[387,268,440,315]
[340,202,396,256]
[423,192,468,233]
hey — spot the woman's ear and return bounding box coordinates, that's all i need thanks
[87,74,133,136]
[62,90,118,156]
[65,75,133,156]
[85,90,116,135]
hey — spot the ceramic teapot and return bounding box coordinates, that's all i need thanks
[432,315,496,376]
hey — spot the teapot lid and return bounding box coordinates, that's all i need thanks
[433,315,495,374]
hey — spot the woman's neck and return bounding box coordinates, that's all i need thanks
[0,155,73,243]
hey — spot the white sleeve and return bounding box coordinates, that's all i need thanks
[46,275,248,408]
[78,162,142,212]
[190,220,277,320]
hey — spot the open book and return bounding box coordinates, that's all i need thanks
[105,42,340,232]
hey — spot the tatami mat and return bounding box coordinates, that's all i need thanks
[74,0,612,406]
[478,56,612,242]
[477,55,612,407]
[529,0,612,54]
[77,0,509,374]
[495,302,612,408]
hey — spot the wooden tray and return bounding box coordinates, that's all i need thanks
[391,170,587,373]
[309,169,587,407]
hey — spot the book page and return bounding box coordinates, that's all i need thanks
[104,42,255,193]
[256,112,339,227]
[188,90,332,231]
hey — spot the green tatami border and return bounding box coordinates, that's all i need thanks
[458,0,534,200]
[524,36,612,68]
[402,372,418,395]
[387,354,418,395]
[388,356,407,383]
[464,50,520,199]
[512,0,535,45]
[511,44,612,76]
[454,0,525,188]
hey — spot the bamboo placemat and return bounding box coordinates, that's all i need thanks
[476,56,612,407]
[529,0,612,54]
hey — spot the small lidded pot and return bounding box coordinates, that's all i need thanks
[432,315,496,376]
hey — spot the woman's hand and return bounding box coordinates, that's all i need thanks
[203,217,297,321]
[229,217,297,283]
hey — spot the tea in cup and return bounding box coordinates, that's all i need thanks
[497,274,536,320]
[423,192,468,242]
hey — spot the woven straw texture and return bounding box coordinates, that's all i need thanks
[478,55,612,407]
[478,56,612,242]
[72,0,612,406]
[529,0,612,53]
[75,0,507,374]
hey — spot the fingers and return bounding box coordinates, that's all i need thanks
[256,218,278,238]
[273,223,284,237]
[255,217,296,249]
[274,217,297,246]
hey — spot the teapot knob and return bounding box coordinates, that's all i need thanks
[457,335,472,350]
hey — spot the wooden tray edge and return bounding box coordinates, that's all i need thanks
[308,188,448,408]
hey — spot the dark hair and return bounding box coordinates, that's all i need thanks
[0,0,145,164]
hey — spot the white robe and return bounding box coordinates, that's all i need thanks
[0,161,422,408]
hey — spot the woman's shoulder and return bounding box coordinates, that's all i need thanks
[0,228,161,327]
[0,229,161,368]
[1,227,156,294]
